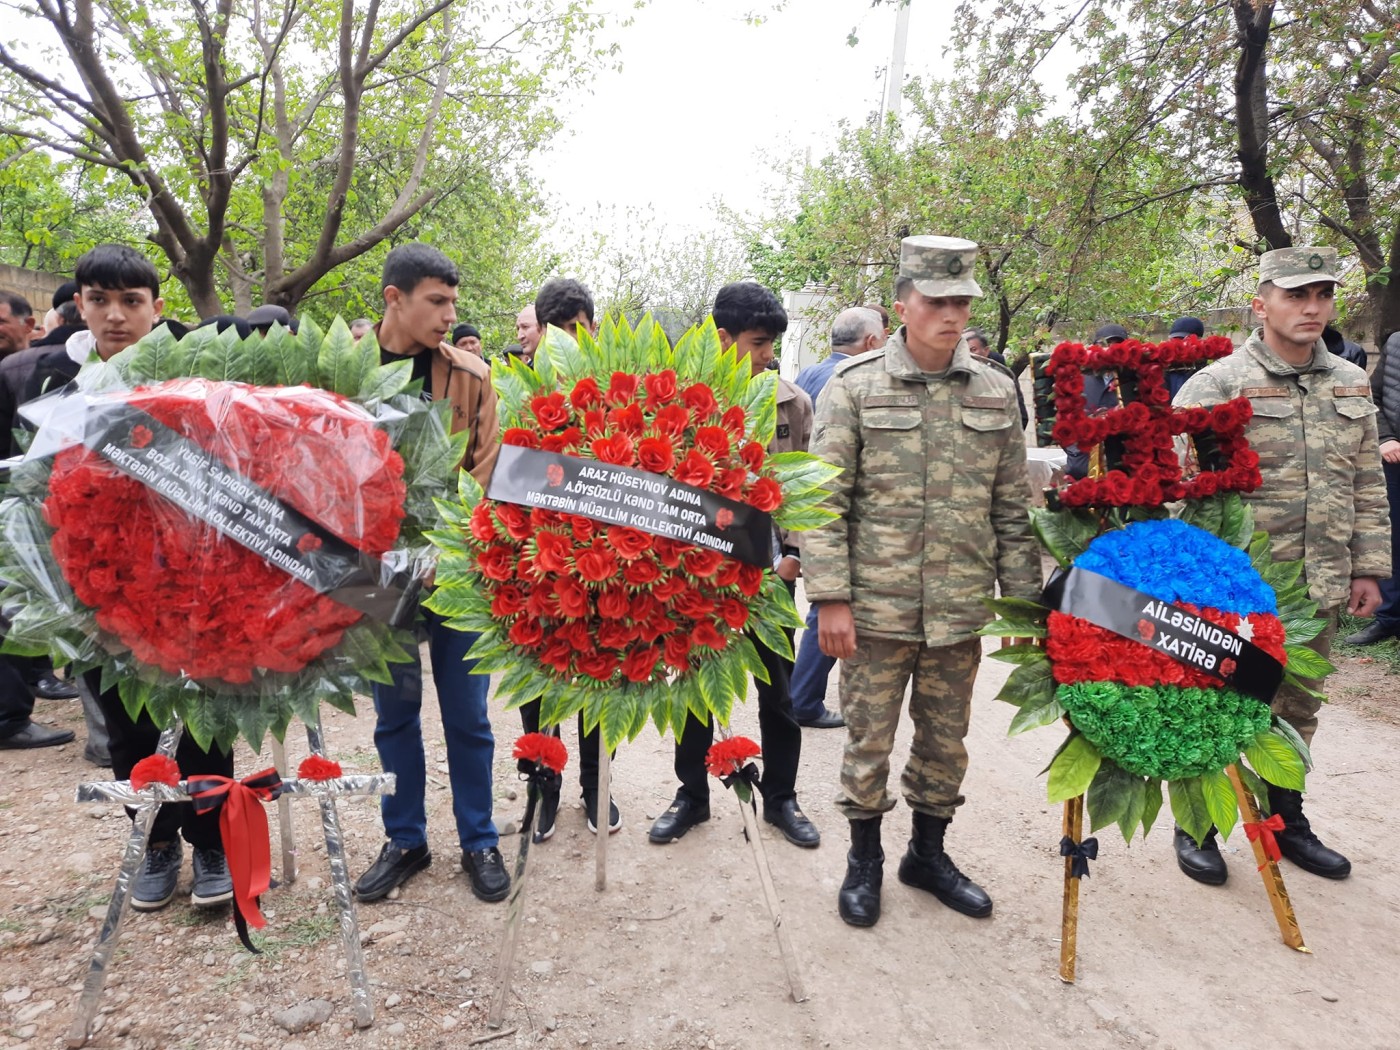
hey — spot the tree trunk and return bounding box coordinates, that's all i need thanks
[1232,1,1291,251]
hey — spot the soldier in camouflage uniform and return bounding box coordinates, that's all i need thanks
[803,236,1042,926]
[1172,246,1389,885]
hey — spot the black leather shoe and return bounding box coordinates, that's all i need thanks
[33,673,79,700]
[648,795,710,843]
[533,774,562,844]
[1269,787,1351,879]
[1174,825,1227,885]
[354,842,431,901]
[462,846,510,902]
[1344,621,1399,646]
[838,816,883,927]
[797,706,846,729]
[0,721,75,749]
[583,790,621,835]
[764,799,821,848]
[897,812,992,918]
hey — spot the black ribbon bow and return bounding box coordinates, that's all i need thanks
[1059,835,1099,879]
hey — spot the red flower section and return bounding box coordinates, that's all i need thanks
[44,380,407,684]
[705,735,762,778]
[472,370,789,685]
[130,754,181,790]
[297,755,343,781]
[513,732,569,774]
[1045,336,1260,508]
[1046,607,1286,688]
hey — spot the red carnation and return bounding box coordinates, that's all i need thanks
[718,598,749,631]
[130,754,181,790]
[682,383,719,420]
[739,441,765,473]
[1220,658,1237,678]
[705,735,761,779]
[637,436,676,474]
[570,377,604,410]
[129,425,153,449]
[624,558,664,586]
[622,646,662,683]
[504,427,540,448]
[591,433,635,466]
[745,476,783,512]
[694,425,732,459]
[531,392,570,430]
[297,755,343,781]
[606,372,641,407]
[608,526,653,559]
[478,545,516,581]
[675,450,716,488]
[513,732,568,774]
[643,370,678,407]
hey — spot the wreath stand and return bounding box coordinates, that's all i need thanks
[64,714,395,1046]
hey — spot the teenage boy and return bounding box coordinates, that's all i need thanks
[514,278,624,839]
[354,244,510,903]
[648,281,820,849]
[39,245,236,911]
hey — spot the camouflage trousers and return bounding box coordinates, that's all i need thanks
[1272,606,1338,747]
[835,635,982,821]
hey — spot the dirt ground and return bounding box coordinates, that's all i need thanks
[3,592,1399,1050]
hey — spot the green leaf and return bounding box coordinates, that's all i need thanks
[358,360,414,404]
[987,643,1050,665]
[1086,761,1138,831]
[120,324,191,381]
[1140,778,1164,836]
[996,654,1055,711]
[1030,507,1100,567]
[1236,764,1271,813]
[1047,733,1101,803]
[191,326,247,381]
[1281,615,1326,644]
[1116,776,1147,841]
[1167,776,1212,846]
[317,316,373,396]
[1243,732,1306,791]
[1268,718,1313,772]
[1283,643,1335,681]
[1008,692,1065,735]
[1199,767,1239,841]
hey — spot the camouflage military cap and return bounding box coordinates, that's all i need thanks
[1259,246,1340,289]
[900,236,983,298]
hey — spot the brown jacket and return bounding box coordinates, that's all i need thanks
[771,375,814,552]
[431,341,499,487]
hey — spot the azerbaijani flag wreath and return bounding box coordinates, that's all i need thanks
[0,320,466,1041]
[984,334,1328,979]
[427,316,840,1013]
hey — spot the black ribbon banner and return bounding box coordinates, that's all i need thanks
[487,445,775,569]
[1042,567,1284,703]
[82,402,416,626]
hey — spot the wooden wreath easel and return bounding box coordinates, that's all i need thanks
[64,714,394,1046]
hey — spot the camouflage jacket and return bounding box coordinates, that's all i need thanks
[771,376,813,553]
[1174,330,1391,606]
[803,329,1041,646]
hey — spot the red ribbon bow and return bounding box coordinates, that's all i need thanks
[187,769,283,940]
[1244,812,1286,871]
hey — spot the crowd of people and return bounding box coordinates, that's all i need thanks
[0,230,1392,931]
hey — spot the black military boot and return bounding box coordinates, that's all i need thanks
[1268,786,1351,879]
[1173,825,1227,885]
[838,816,884,928]
[898,811,993,918]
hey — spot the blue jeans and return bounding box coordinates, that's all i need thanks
[1376,460,1400,630]
[789,604,836,721]
[372,609,497,852]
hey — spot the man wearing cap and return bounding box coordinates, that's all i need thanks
[453,323,483,357]
[1166,317,1207,398]
[247,304,294,335]
[804,235,1041,927]
[1172,247,1388,885]
[1064,323,1129,479]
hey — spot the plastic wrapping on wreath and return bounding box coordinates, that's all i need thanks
[0,376,438,741]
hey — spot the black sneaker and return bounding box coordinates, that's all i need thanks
[191,847,233,907]
[462,847,510,902]
[132,841,183,911]
[534,774,562,844]
[354,843,431,901]
[583,790,622,834]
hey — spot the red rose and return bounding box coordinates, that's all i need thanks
[597,585,631,619]
[739,441,765,473]
[534,530,572,572]
[718,598,749,630]
[509,617,545,647]
[637,436,676,474]
[571,515,596,543]
[694,620,728,650]
[745,476,782,512]
[736,564,763,597]
[591,433,635,466]
[629,592,658,620]
[684,548,724,578]
[560,621,594,652]
[624,558,663,586]
[652,404,691,437]
[644,370,678,408]
[694,425,732,459]
[720,405,746,436]
[653,537,686,568]
[606,372,641,407]
[497,503,532,541]
[622,645,662,683]
[576,544,619,583]
[526,582,562,618]
[576,651,620,681]
[504,427,540,448]
[663,632,693,670]
[542,427,584,453]
[715,468,746,498]
[598,620,637,649]
[491,584,527,617]
[570,377,603,409]
[715,560,742,588]
[675,450,715,488]
[608,403,646,436]
[584,408,608,436]
[556,576,589,618]
[478,545,516,581]
[608,526,653,559]
[531,392,570,430]
[652,575,688,600]
[470,502,498,542]
[671,586,716,618]
[683,383,719,420]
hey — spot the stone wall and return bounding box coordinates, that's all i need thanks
[0,263,66,315]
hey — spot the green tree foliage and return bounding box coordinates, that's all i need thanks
[0,0,608,319]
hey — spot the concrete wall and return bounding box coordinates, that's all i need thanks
[0,263,65,315]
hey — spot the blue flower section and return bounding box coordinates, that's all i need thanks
[1074,519,1276,616]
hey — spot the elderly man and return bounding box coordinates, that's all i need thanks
[515,303,542,363]
[0,292,36,357]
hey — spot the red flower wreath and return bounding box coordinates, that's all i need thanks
[468,369,780,685]
[705,735,762,778]
[43,380,406,683]
[513,732,569,774]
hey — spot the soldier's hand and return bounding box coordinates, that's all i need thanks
[1382,440,1400,464]
[775,555,801,582]
[1348,577,1382,617]
[818,602,857,659]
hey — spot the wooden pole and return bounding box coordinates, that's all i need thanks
[1058,793,1085,983]
[488,779,542,1027]
[734,794,808,1003]
[269,736,298,884]
[1225,764,1308,952]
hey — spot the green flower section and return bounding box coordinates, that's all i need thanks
[1057,681,1272,782]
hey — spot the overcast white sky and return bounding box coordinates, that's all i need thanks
[535,0,963,246]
